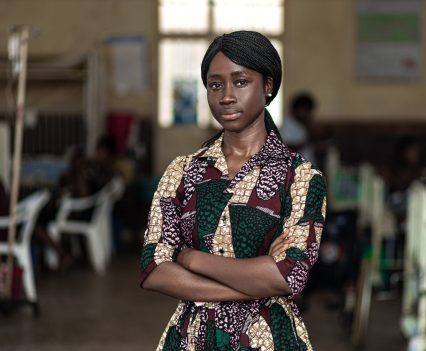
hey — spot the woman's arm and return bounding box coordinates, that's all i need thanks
[177,249,292,298]
[176,230,295,297]
[142,261,257,302]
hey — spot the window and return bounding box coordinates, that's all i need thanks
[159,0,209,34]
[213,0,284,34]
[158,0,285,128]
[159,39,210,128]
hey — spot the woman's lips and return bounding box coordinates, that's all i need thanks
[221,111,242,120]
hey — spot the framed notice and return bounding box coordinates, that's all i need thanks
[106,35,149,93]
[356,0,422,80]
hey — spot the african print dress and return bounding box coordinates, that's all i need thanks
[140,130,327,351]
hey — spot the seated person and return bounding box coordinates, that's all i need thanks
[85,135,117,195]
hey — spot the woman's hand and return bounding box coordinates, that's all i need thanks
[268,228,295,257]
[176,248,196,270]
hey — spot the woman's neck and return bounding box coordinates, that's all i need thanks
[222,125,268,158]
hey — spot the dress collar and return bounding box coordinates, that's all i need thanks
[201,133,228,175]
[196,129,290,184]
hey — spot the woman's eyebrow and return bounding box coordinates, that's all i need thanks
[207,70,249,80]
[230,70,248,77]
[207,73,222,80]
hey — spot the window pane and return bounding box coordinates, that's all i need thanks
[213,0,284,35]
[158,39,210,127]
[160,0,209,33]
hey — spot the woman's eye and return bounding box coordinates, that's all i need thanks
[208,82,222,90]
[235,79,248,87]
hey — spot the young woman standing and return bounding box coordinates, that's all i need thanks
[141,31,327,350]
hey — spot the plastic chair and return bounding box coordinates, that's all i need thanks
[402,181,426,347]
[352,164,386,347]
[102,176,124,261]
[48,177,124,274]
[0,190,50,306]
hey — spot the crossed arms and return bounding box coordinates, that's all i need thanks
[140,158,326,302]
[142,230,294,302]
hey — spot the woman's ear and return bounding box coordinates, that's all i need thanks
[264,77,273,97]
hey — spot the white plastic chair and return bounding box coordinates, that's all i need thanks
[352,164,386,347]
[48,177,124,274]
[101,176,124,261]
[402,181,426,347]
[0,190,50,305]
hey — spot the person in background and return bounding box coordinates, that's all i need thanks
[34,147,91,271]
[59,147,91,197]
[387,137,422,194]
[377,136,423,292]
[59,137,116,200]
[381,136,422,228]
[86,135,117,195]
[60,136,116,200]
[280,92,318,167]
[39,138,117,270]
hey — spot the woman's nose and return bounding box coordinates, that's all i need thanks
[220,83,236,104]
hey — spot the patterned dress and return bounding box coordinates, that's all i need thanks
[140,130,327,351]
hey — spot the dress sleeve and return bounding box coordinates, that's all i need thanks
[140,156,187,284]
[272,161,327,298]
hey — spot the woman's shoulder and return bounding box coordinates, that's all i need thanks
[163,146,208,175]
[287,150,323,178]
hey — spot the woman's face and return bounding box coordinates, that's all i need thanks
[206,52,272,133]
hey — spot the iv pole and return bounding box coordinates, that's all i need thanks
[3,25,29,299]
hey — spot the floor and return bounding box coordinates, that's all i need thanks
[0,250,407,351]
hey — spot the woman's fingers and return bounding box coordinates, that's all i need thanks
[269,229,295,255]
[268,232,288,254]
[273,228,291,243]
[278,228,291,240]
[268,239,281,254]
[272,243,290,256]
[271,243,291,256]
[268,237,288,254]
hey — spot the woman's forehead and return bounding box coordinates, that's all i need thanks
[207,52,259,78]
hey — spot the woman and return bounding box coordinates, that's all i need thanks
[141,31,327,350]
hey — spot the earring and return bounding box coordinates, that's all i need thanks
[266,93,272,97]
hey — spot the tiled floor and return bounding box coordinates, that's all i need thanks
[0,251,407,350]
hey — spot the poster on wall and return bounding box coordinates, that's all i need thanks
[106,35,149,93]
[173,79,197,125]
[356,0,422,80]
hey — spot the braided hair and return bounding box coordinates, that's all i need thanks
[201,31,282,147]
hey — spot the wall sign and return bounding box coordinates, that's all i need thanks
[357,0,422,80]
